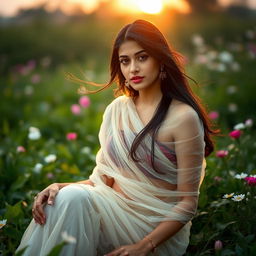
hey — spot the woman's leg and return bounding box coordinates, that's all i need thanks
[16,184,101,256]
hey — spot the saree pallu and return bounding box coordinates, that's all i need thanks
[17,95,206,256]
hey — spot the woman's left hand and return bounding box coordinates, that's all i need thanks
[104,240,152,256]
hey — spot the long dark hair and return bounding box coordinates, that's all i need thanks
[67,19,220,165]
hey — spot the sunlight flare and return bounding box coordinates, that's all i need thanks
[137,0,163,14]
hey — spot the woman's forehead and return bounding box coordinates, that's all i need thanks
[118,40,145,57]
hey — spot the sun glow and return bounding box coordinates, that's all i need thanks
[137,0,163,14]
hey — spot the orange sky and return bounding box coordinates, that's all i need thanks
[0,0,255,17]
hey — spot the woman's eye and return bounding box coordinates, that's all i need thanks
[120,59,129,65]
[138,55,148,61]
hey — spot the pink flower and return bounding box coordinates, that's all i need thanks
[79,96,90,108]
[71,104,81,115]
[245,119,253,127]
[229,130,241,139]
[244,177,256,186]
[214,240,223,251]
[214,176,223,182]
[27,60,36,71]
[17,146,26,153]
[208,111,219,120]
[31,74,41,84]
[216,150,228,158]
[66,132,77,140]
[47,173,54,179]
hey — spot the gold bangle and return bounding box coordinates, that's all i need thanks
[144,235,157,253]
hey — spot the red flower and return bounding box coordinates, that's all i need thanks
[208,111,219,120]
[66,132,77,141]
[17,146,26,153]
[216,150,228,158]
[244,177,256,186]
[71,104,81,115]
[229,130,241,139]
[79,96,91,108]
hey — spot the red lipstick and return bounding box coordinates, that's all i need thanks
[131,76,144,84]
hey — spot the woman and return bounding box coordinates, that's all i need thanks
[17,19,219,256]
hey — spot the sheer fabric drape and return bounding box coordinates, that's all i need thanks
[17,95,206,256]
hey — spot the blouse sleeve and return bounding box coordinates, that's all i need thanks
[169,110,206,223]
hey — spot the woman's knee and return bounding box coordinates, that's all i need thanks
[56,184,92,206]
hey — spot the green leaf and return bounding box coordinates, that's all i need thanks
[10,174,30,191]
[235,244,244,256]
[221,249,236,256]
[4,201,24,221]
[216,221,236,231]
[15,246,29,256]
[245,234,255,243]
[47,242,66,256]
[4,226,22,240]
[56,144,72,159]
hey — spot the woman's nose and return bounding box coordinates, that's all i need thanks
[130,60,139,73]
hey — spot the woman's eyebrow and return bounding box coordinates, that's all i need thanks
[119,50,146,58]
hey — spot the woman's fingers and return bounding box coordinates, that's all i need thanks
[32,193,47,225]
[47,188,59,205]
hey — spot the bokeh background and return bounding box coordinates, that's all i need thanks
[0,0,256,255]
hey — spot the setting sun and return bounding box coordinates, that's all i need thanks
[137,0,163,14]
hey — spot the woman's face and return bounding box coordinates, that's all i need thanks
[118,40,161,92]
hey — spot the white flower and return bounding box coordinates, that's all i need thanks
[28,127,41,140]
[227,144,235,150]
[194,54,208,64]
[226,85,237,94]
[245,29,254,39]
[235,173,248,179]
[223,193,234,199]
[219,51,233,63]
[228,103,238,112]
[0,219,7,229]
[81,146,91,154]
[230,62,240,71]
[229,170,236,177]
[245,119,253,127]
[216,63,226,72]
[232,194,245,202]
[234,123,245,130]
[192,34,204,47]
[61,231,77,244]
[24,85,34,96]
[44,154,57,163]
[206,50,218,61]
[34,163,43,173]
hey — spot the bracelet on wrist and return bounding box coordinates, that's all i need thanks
[144,235,157,253]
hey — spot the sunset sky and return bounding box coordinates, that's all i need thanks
[0,0,255,17]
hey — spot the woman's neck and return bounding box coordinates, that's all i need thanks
[135,84,162,107]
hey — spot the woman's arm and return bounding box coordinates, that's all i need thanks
[140,110,205,252]
[106,110,205,256]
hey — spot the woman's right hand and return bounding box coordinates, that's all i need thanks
[32,183,61,225]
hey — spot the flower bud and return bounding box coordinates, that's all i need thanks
[214,240,223,251]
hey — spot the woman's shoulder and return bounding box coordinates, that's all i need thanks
[107,95,127,107]
[170,99,199,118]
[103,95,126,114]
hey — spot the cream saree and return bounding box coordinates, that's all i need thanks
[17,95,206,256]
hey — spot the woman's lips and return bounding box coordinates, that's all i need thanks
[131,77,144,84]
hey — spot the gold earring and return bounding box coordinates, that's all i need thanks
[159,65,167,80]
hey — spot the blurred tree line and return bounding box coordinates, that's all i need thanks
[0,0,255,76]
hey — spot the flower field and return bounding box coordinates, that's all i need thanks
[0,13,256,255]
